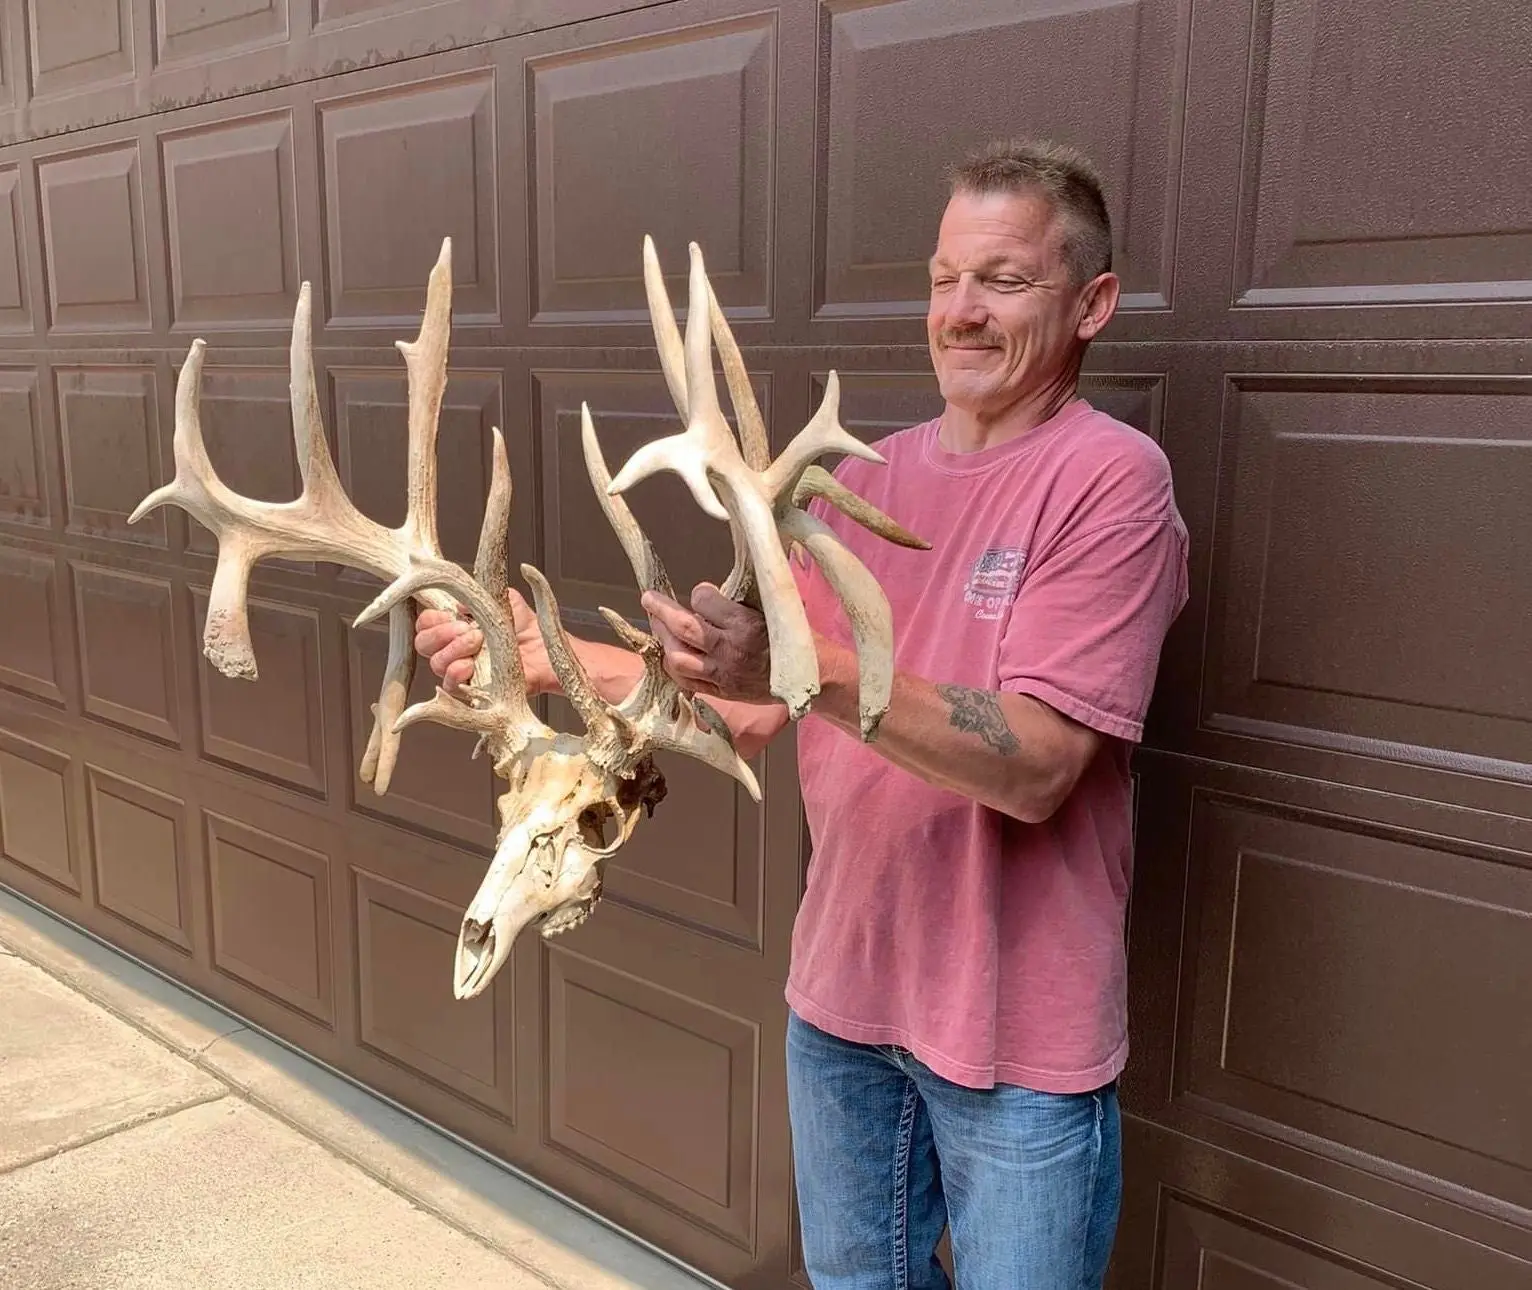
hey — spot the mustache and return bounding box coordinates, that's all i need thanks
[937,326,1004,347]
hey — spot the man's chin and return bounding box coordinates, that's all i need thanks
[935,372,999,409]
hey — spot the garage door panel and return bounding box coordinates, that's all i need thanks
[54,361,169,548]
[1150,343,1532,816]
[205,806,335,1026]
[811,0,1190,334]
[1172,0,1531,342]
[0,12,15,111]
[0,361,57,533]
[37,138,155,334]
[317,66,499,330]
[1202,375,1532,778]
[84,760,196,955]
[544,939,759,1249]
[0,547,64,709]
[160,110,299,331]
[0,728,79,894]
[154,0,291,67]
[351,861,517,1119]
[0,165,30,332]
[525,12,776,329]
[5,2,678,146]
[1232,0,1532,311]
[1154,1195,1417,1290]
[1112,1117,1532,1290]
[25,0,136,102]
[71,561,182,746]
[1172,789,1532,1212]
[532,365,759,624]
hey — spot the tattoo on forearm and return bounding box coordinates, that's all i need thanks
[936,684,1020,756]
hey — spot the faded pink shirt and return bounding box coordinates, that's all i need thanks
[785,398,1188,1093]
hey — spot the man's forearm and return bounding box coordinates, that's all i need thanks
[807,637,1096,823]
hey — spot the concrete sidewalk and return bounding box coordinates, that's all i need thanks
[0,888,716,1290]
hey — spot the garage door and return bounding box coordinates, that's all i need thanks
[0,2,1527,1287]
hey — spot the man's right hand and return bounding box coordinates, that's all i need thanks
[414,587,556,696]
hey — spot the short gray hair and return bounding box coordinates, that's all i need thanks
[946,138,1113,284]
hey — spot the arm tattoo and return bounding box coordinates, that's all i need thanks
[936,683,1020,756]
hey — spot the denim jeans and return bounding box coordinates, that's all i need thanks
[786,1010,1122,1290]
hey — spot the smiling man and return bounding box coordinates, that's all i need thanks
[415,139,1188,1288]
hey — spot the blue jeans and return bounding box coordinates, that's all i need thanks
[786,1010,1121,1290]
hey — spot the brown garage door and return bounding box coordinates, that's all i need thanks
[1,2,1529,1287]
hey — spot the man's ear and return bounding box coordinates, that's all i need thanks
[1076,272,1121,342]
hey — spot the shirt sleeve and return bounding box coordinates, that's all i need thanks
[997,516,1188,743]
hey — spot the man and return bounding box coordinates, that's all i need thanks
[416,139,1188,1288]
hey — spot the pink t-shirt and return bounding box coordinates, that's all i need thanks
[785,398,1188,1093]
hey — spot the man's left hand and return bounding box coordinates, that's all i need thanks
[641,583,774,703]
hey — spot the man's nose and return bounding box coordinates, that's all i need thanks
[947,276,987,324]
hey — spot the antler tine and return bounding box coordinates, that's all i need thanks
[358,603,416,794]
[704,279,770,472]
[579,401,759,797]
[518,562,618,741]
[580,401,674,602]
[792,464,930,550]
[702,277,767,602]
[397,242,452,559]
[779,507,895,740]
[763,371,886,505]
[607,242,835,719]
[642,235,689,423]
[474,427,513,602]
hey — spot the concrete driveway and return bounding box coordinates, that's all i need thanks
[0,890,712,1290]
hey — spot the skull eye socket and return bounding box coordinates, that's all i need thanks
[577,804,616,850]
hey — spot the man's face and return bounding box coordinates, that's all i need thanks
[926,188,1114,420]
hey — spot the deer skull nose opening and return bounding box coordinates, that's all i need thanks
[453,919,499,1000]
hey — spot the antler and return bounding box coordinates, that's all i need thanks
[130,233,777,1002]
[129,232,911,1001]
[130,238,550,784]
[606,238,929,738]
